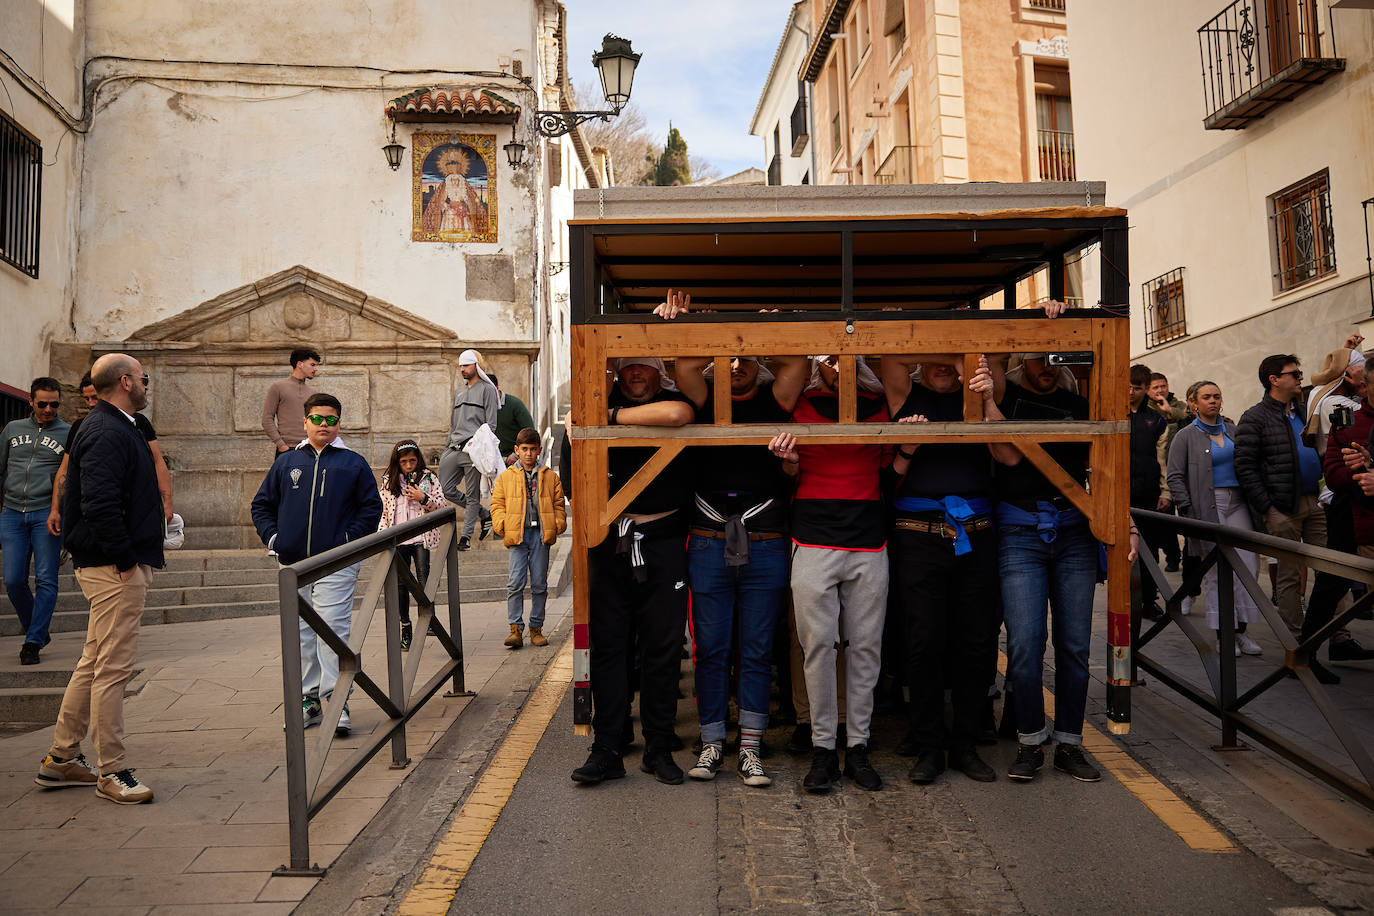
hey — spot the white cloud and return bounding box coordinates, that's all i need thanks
[566,0,798,178]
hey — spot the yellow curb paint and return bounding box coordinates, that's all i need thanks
[399,639,574,915]
[999,651,1236,853]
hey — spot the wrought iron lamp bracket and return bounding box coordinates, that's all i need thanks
[535,108,621,138]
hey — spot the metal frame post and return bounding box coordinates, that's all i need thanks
[443,529,473,697]
[1216,552,1238,748]
[383,557,410,769]
[275,564,325,877]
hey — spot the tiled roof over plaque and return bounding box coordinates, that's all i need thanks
[385,88,521,123]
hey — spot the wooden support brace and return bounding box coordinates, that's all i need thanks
[962,354,981,422]
[838,355,857,423]
[713,357,732,424]
[599,441,687,527]
[1008,439,1095,522]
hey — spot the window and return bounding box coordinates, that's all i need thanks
[884,0,907,59]
[1270,170,1335,292]
[0,110,42,279]
[831,113,843,162]
[858,0,871,56]
[1143,268,1187,348]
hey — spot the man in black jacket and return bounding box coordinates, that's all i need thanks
[1235,354,1325,634]
[36,354,163,805]
[1130,364,1171,619]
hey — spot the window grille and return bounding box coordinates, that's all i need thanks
[1,111,42,279]
[1271,170,1335,292]
[1143,268,1187,348]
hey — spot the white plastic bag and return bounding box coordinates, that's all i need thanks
[163,513,186,550]
[463,425,503,499]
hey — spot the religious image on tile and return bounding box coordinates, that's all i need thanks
[413,132,496,243]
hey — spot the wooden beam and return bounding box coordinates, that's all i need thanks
[1011,440,1094,520]
[838,355,857,424]
[713,357,732,425]
[571,420,1129,442]
[599,441,686,527]
[962,354,981,422]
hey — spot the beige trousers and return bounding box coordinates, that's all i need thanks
[1265,494,1326,632]
[50,564,152,774]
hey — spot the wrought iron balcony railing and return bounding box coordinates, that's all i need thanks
[1198,0,1344,130]
[875,144,920,185]
[790,96,810,156]
[1037,128,1076,181]
[767,153,782,187]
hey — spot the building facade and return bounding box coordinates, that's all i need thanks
[750,2,819,187]
[2,0,600,545]
[1070,1,1374,400]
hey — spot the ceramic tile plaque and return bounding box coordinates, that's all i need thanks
[412,132,497,243]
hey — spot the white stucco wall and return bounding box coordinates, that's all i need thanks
[1070,2,1374,381]
[750,5,816,186]
[0,0,84,389]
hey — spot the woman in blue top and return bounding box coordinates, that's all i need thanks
[1166,380,1262,656]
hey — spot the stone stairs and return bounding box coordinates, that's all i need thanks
[0,536,551,726]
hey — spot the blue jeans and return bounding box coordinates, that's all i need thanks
[2,508,61,646]
[296,562,361,700]
[687,534,789,744]
[999,522,1097,746]
[506,533,550,629]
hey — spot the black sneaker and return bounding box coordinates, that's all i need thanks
[457,536,472,551]
[640,748,684,785]
[400,623,413,652]
[480,516,493,540]
[787,723,813,755]
[1007,743,1044,782]
[843,744,882,791]
[18,643,39,665]
[802,747,840,793]
[1329,638,1374,662]
[571,745,625,785]
[1164,559,1180,573]
[950,746,996,783]
[1053,743,1101,782]
[907,748,945,785]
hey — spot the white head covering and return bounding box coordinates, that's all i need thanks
[615,356,678,392]
[459,348,494,387]
[807,355,884,394]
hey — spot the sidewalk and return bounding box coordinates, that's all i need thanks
[0,571,569,913]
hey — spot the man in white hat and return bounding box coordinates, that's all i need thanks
[440,349,499,550]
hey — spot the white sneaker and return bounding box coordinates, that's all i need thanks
[688,743,723,780]
[1180,595,1193,616]
[1236,633,1263,656]
[737,748,772,787]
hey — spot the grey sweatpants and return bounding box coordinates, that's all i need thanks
[438,446,490,538]
[790,544,888,750]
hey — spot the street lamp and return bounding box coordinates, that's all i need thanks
[382,122,405,171]
[504,137,526,168]
[535,34,641,138]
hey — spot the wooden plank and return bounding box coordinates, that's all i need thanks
[599,441,686,527]
[571,519,592,736]
[838,355,857,424]
[595,317,1096,357]
[962,354,981,422]
[567,207,1128,226]
[713,357,732,424]
[1013,440,1093,519]
[572,420,1129,441]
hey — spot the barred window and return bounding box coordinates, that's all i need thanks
[1,110,42,279]
[1143,268,1187,348]
[1270,170,1335,293]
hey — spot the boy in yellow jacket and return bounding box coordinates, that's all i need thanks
[491,427,567,648]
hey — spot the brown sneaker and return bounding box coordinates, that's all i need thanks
[96,769,154,805]
[529,627,549,647]
[34,753,98,789]
[504,624,524,649]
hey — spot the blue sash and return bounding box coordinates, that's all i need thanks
[995,501,1088,545]
[893,496,992,556]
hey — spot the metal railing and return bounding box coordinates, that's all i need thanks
[1,109,42,279]
[767,153,782,187]
[790,96,810,156]
[875,144,920,185]
[1198,0,1338,127]
[1272,172,1336,291]
[276,506,471,875]
[1037,128,1076,181]
[1027,0,1066,10]
[1143,266,1187,347]
[1131,508,1374,809]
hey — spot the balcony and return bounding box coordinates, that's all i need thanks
[1027,0,1065,9]
[790,97,810,156]
[875,145,919,185]
[767,153,782,186]
[1037,129,1077,181]
[1198,0,1344,130]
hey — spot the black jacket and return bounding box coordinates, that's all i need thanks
[1129,405,1167,507]
[63,401,165,572]
[250,441,382,564]
[1234,394,1308,521]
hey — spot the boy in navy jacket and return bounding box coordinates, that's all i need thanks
[252,393,381,736]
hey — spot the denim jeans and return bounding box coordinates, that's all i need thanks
[506,533,550,629]
[1,508,61,646]
[296,562,361,700]
[999,522,1097,745]
[687,534,789,744]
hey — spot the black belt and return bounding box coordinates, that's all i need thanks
[894,517,992,539]
[689,527,786,542]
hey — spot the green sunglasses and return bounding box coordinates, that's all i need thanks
[306,414,340,427]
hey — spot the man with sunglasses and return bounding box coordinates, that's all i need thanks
[1235,354,1326,635]
[39,355,162,804]
[252,393,382,738]
[2,377,71,665]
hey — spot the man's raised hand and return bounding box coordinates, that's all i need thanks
[653,288,692,320]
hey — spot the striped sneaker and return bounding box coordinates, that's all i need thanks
[34,753,98,789]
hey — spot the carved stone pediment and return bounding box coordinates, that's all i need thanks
[129,265,458,344]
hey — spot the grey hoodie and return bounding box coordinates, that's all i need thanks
[1,416,71,512]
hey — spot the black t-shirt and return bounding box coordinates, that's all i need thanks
[608,386,694,517]
[691,380,793,532]
[995,381,1089,504]
[892,385,992,503]
[68,411,157,446]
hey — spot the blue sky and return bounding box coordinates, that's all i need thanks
[566,0,800,178]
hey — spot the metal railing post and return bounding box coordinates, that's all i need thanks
[444,526,472,696]
[1216,551,1238,748]
[275,564,324,877]
[383,555,410,769]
